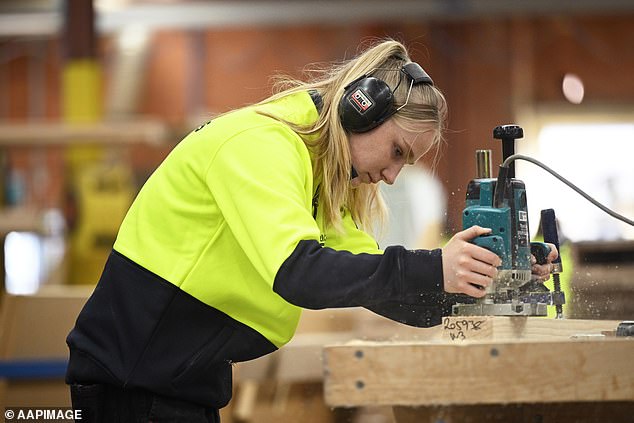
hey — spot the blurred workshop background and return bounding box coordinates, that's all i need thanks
[0,1,633,422]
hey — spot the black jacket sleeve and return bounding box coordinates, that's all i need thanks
[364,292,473,327]
[272,240,444,322]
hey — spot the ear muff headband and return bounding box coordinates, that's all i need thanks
[339,62,433,133]
[401,62,433,85]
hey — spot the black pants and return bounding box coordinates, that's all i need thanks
[70,384,220,423]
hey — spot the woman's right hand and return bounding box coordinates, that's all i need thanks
[441,226,502,298]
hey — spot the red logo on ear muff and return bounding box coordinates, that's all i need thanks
[349,89,374,114]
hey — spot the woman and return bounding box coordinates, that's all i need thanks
[66,39,555,422]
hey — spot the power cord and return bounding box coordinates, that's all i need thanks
[499,154,634,227]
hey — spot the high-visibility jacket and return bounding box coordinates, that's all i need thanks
[66,91,447,408]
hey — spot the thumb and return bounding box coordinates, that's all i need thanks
[455,225,492,241]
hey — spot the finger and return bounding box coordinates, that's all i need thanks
[468,259,499,279]
[455,225,492,241]
[546,243,559,262]
[532,263,551,277]
[469,244,502,267]
[468,271,494,288]
[461,282,487,298]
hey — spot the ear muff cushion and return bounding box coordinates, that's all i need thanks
[339,77,394,133]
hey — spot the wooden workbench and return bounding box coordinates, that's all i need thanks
[323,317,634,422]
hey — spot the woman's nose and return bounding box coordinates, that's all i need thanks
[381,165,402,185]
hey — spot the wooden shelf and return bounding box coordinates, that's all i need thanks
[0,119,169,147]
[0,207,43,235]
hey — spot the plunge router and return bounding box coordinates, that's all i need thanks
[452,125,565,317]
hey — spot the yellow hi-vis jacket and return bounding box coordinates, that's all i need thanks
[66,91,446,408]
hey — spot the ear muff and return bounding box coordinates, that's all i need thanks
[338,62,433,133]
[338,76,394,133]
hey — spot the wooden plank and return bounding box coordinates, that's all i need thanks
[0,286,91,409]
[439,316,621,341]
[354,316,622,343]
[237,308,362,383]
[0,286,92,359]
[323,337,634,407]
[275,332,355,383]
[392,402,634,423]
[3,380,71,408]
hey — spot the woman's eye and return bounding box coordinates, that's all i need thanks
[395,146,403,157]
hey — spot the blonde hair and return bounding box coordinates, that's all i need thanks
[260,39,447,233]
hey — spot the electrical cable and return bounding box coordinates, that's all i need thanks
[501,154,634,227]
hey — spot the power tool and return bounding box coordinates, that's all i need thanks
[452,125,565,316]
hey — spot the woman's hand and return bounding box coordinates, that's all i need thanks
[531,243,559,282]
[441,226,502,298]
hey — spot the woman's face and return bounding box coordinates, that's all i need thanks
[348,119,436,187]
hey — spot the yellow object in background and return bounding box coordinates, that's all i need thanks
[63,58,135,285]
[67,162,135,285]
[62,59,104,168]
[62,59,102,123]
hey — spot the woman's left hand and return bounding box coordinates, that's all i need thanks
[531,243,558,282]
